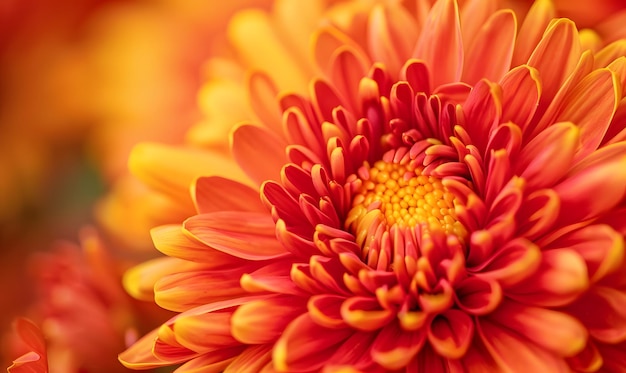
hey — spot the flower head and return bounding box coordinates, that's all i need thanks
[120,0,626,371]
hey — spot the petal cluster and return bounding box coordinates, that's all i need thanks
[120,0,626,371]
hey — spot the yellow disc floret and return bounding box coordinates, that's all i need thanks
[347,160,465,238]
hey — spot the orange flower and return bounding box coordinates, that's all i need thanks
[6,318,48,373]
[120,0,626,371]
[4,228,160,373]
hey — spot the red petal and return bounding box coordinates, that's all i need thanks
[507,248,589,307]
[454,276,502,316]
[273,313,353,372]
[488,300,587,357]
[568,287,626,343]
[340,296,395,331]
[427,309,474,359]
[500,65,541,131]
[371,321,425,370]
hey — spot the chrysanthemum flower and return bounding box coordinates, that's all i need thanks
[5,228,155,373]
[121,0,626,371]
[6,318,48,373]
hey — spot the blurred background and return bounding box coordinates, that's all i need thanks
[0,0,271,367]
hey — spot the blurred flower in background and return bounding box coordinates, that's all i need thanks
[1,0,626,371]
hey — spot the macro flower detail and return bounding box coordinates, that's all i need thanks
[119,0,626,371]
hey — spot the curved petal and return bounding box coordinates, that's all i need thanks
[463,9,516,85]
[231,295,306,344]
[516,122,579,190]
[151,224,247,266]
[193,176,265,214]
[488,300,587,357]
[478,318,571,372]
[554,153,626,225]
[507,248,588,307]
[548,224,624,283]
[413,0,463,87]
[119,328,194,369]
[428,309,474,359]
[231,123,288,186]
[371,321,426,370]
[567,287,626,343]
[454,276,502,316]
[184,212,289,260]
[273,313,353,372]
[499,65,541,132]
[129,143,249,206]
[7,318,48,373]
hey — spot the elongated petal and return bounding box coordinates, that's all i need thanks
[463,10,516,85]
[231,295,306,344]
[428,309,474,359]
[554,154,626,225]
[184,212,289,260]
[516,122,579,190]
[371,321,425,370]
[193,176,265,214]
[478,318,571,372]
[273,313,353,372]
[507,248,588,307]
[488,301,587,357]
[413,0,463,87]
[231,124,288,186]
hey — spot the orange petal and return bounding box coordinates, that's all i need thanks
[340,296,395,331]
[183,211,288,260]
[371,321,425,370]
[174,347,246,373]
[231,123,288,186]
[428,309,474,359]
[507,248,589,307]
[7,318,48,373]
[227,9,309,93]
[367,3,418,75]
[461,79,502,152]
[454,276,502,316]
[273,313,353,372]
[313,26,369,78]
[223,345,273,373]
[193,176,265,214]
[527,19,581,110]
[131,143,250,205]
[413,0,463,88]
[472,238,541,288]
[155,270,248,312]
[119,328,189,369]
[247,71,284,135]
[172,311,241,354]
[463,9,516,85]
[516,122,579,190]
[488,300,587,357]
[330,47,369,113]
[151,224,246,265]
[231,295,306,344]
[123,257,203,301]
[554,153,626,224]
[478,318,571,372]
[548,224,624,283]
[499,65,542,135]
[513,0,555,66]
[556,69,619,162]
[308,294,348,329]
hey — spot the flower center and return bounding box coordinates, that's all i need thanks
[346,160,465,240]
